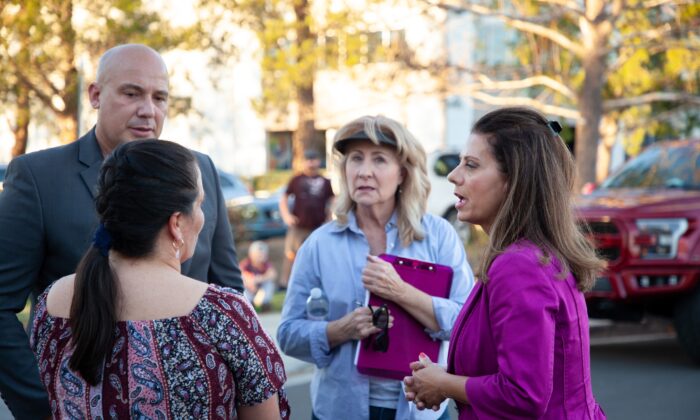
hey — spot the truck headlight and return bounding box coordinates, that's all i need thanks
[632,218,688,259]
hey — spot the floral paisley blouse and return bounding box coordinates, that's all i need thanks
[30,284,290,419]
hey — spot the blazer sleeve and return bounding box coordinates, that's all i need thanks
[200,155,244,292]
[0,157,52,419]
[465,251,558,419]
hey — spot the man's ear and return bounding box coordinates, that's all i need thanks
[88,82,101,109]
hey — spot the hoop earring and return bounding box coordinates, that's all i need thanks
[173,238,184,260]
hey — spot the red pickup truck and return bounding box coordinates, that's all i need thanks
[576,139,700,363]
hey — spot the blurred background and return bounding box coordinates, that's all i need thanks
[2,0,699,184]
[2,0,698,248]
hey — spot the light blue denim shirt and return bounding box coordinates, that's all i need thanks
[277,211,475,420]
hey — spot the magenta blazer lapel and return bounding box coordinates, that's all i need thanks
[448,281,483,371]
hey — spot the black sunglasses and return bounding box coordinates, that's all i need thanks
[365,304,389,352]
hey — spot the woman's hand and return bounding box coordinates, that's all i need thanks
[362,255,411,303]
[363,255,441,331]
[326,305,395,349]
[326,306,379,349]
[404,354,447,411]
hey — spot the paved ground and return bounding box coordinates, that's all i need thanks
[591,336,700,420]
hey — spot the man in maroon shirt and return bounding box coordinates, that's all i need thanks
[279,150,334,287]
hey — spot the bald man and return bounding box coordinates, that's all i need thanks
[0,44,243,419]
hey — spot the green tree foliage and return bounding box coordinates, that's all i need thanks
[607,1,700,157]
[431,0,700,186]
[0,0,203,156]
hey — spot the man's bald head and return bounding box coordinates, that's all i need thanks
[89,44,170,155]
[96,44,168,85]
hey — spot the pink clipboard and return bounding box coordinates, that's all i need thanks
[354,254,453,380]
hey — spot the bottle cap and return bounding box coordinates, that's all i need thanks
[310,287,323,299]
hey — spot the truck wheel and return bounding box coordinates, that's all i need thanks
[674,286,700,365]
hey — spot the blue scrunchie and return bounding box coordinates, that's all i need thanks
[92,223,112,257]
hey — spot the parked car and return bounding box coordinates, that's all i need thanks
[576,139,700,363]
[228,187,287,242]
[218,170,253,206]
[427,149,472,244]
[0,163,6,192]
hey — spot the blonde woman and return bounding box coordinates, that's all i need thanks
[277,115,474,420]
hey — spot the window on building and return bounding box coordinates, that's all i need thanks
[267,130,328,170]
[268,131,293,170]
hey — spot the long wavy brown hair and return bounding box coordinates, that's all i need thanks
[474,107,605,291]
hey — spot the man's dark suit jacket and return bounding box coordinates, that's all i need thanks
[0,129,243,419]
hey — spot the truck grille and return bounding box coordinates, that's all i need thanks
[586,221,620,235]
[597,247,621,262]
[581,221,622,262]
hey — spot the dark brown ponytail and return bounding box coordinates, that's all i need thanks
[68,139,198,385]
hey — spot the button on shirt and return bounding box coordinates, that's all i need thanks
[277,211,475,419]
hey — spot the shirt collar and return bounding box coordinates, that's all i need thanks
[331,209,399,234]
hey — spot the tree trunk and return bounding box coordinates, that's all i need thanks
[596,114,618,183]
[11,84,31,158]
[574,0,609,191]
[57,11,79,145]
[292,85,318,171]
[59,64,80,143]
[57,112,79,144]
[575,63,604,190]
[291,0,319,172]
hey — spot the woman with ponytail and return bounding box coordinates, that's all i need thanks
[30,139,289,419]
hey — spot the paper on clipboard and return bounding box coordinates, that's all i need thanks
[353,254,453,381]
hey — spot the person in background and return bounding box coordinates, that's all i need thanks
[30,139,288,419]
[278,149,334,289]
[0,44,243,419]
[241,240,278,311]
[277,115,474,420]
[403,107,606,419]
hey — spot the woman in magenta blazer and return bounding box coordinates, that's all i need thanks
[403,107,607,419]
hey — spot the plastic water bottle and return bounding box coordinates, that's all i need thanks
[306,287,329,321]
